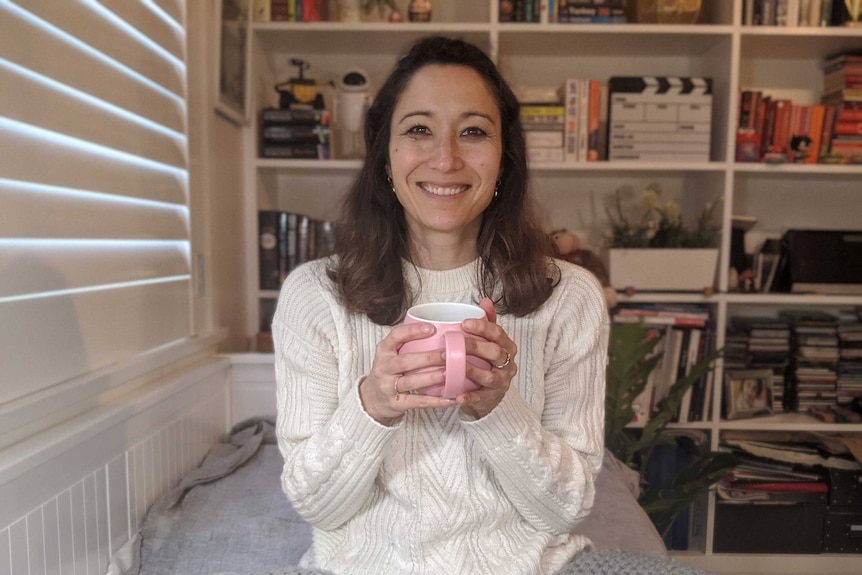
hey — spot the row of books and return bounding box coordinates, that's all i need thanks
[258,210,336,291]
[612,303,716,425]
[253,0,327,22]
[742,0,862,27]
[518,79,604,163]
[735,52,862,164]
[499,0,626,23]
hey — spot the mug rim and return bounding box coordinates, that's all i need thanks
[406,302,486,324]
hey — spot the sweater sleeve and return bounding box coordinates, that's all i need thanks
[462,267,609,535]
[272,262,399,530]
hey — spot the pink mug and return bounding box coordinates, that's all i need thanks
[399,302,491,399]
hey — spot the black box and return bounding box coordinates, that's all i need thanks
[714,502,825,554]
[829,469,862,507]
[776,229,862,294]
[822,508,862,553]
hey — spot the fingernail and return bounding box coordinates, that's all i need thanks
[420,324,434,333]
[463,320,475,330]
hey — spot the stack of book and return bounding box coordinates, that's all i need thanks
[499,1,626,24]
[727,316,792,413]
[836,319,862,410]
[612,303,715,424]
[780,309,840,414]
[717,444,828,506]
[260,107,331,159]
[519,95,566,163]
[821,51,862,164]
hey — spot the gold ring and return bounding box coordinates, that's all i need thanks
[495,349,511,370]
[394,375,402,396]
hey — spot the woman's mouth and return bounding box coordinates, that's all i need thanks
[420,183,470,196]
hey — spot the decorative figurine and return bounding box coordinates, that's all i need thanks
[275,58,326,110]
[408,0,432,22]
[335,69,372,158]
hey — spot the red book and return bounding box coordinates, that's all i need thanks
[838,108,862,122]
[302,0,327,21]
[821,105,838,158]
[586,80,602,161]
[833,121,862,136]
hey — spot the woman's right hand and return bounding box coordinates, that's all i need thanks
[359,322,455,425]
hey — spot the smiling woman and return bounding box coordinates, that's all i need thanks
[271,36,611,575]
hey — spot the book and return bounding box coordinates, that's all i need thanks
[788,104,825,163]
[261,143,329,159]
[261,124,330,144]
[561,78,582,162]
[261,107,331,125]
[586,79,602,161]
[833,121,862,135]
[259,211,281,290]
[301,0,327,22]
[252,0,271,21]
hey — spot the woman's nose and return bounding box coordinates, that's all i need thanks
[430,134,464,171]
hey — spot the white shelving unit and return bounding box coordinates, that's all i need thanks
[240,2,862,572]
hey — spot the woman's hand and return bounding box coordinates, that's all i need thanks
[359,322,456,425]
[456,297,518,419]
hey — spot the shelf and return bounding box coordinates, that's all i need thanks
[733,163,862,175]
[530,161,728,173]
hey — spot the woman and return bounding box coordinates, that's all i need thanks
[273,36,609,574]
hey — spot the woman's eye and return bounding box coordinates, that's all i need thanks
[405,125,430,136]
[462,126,487,137]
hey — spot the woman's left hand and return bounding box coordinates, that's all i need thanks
[456,297,518,419]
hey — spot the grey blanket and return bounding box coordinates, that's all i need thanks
[112,417,709,575]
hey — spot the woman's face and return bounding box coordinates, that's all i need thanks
[387,64,503,251]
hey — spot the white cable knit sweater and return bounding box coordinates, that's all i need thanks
[273,258,609,575]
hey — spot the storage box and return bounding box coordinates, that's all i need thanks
[713,502,825,554]
[829,469,862,507]
[822,508,862,553]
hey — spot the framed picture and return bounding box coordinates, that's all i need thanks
[723,369,774,420]
[215,0,250,125]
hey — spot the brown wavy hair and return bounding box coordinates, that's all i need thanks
[328,36,559,325]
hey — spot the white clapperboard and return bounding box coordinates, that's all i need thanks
[607,76,713,162]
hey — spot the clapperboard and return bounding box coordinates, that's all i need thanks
[608,77,713,162]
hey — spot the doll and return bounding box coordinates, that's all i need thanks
[551,228,618,309]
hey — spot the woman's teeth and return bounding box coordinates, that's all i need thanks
[422,184,468,196]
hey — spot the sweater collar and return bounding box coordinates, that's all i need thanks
[403,258,481,298]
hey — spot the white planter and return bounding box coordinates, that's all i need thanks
[608,248,719,292]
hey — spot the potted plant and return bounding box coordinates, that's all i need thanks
[605,183,721,292]
[605,322,736,539]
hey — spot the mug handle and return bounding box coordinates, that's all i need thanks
[442,330,467,399]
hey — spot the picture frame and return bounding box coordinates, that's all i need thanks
[723,369,774,420]
[215,0,250,125]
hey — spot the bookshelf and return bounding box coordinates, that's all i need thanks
[240,2,862,571]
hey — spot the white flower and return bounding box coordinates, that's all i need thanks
[663,201,681,222]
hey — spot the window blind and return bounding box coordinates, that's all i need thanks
[0,0,191,405]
